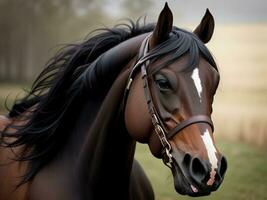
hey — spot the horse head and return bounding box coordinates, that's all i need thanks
[124,3,227,196]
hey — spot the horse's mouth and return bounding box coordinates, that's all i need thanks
[170,156,219,197]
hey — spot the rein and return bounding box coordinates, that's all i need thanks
[124,35,214,167]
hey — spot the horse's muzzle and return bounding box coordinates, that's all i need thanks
[171,151,227,197]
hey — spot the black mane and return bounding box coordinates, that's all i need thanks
[1,19,218,185]
[2,19,154,185]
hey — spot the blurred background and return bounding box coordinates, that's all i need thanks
[0,0,266,199]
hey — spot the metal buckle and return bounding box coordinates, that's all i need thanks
[164,148,173,168]
[151,114,159,126]
[155,124,167,146]
[155,125,172,152]
[154,123,173,167]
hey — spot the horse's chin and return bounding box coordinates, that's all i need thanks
[171,161,213,197]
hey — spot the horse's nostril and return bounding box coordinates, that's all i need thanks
[190,157,207,184]
[183,153,191,169]
[219,156,227,178]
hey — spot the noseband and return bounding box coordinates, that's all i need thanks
[124,35,214,167]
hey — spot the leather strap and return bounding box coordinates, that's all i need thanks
[124,35,214,166]
[167,115,214,139]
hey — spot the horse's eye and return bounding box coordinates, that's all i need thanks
[155,79,172,91]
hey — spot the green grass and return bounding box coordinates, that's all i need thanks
[135,140,267,200]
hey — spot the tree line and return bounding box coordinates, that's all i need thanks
[0,0,151,83]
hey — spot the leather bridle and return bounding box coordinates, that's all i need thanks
[124,35,214,167]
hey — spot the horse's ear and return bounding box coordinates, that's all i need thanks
[149,2,173,49]
[193,9,215,44]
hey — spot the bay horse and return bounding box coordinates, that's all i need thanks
[0,3,227,200]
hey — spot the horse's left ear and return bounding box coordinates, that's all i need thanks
[193,9,215,44]
[149,2,173,49]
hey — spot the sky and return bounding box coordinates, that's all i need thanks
[159,0,267,23]
[101,0,267,24]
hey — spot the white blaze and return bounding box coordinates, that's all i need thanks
[191,68,202,102]
[201,129,218,185]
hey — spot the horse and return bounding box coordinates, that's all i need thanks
[0,3,227,200]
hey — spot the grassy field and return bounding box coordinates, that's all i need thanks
[135,141,267,200]
[206,23,267,147]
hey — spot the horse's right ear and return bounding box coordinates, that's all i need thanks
[193,9,215,44]
[149,2,173,49]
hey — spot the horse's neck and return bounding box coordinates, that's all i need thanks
[77,116,136,199]
[60,69,136,199]
[33,34,144,199]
